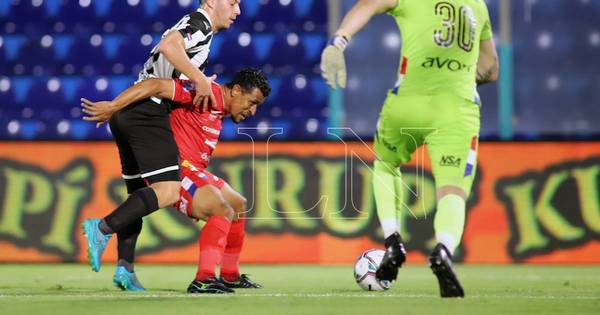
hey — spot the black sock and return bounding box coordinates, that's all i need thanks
[117,218,143,272]
[104,187,159,234]
[99,219,113,234]
[125,177,147,194]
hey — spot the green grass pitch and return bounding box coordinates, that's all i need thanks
[0,264,598,315]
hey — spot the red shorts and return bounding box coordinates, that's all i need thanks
[174,161,225,218]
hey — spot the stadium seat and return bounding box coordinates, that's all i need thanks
[215,35,260,69]
[2,0,597,139]
[75,77,115,105]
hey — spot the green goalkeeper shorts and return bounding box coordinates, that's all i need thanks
[373,92,480,195]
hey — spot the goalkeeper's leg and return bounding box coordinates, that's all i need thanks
[371,94,428,282]
[373,159,406,282]
[425,95,480,298]
[429,186,466,298]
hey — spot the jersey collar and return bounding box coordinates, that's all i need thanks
[196,8,213,32]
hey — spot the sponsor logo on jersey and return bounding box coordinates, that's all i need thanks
[200,153,209,161]
[205,140,217,149]
[440,155,462,168]
[422,57,474,72]
[202,126,220,135]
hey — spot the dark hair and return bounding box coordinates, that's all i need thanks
[226,68,271,98]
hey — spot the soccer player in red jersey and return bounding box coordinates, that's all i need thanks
[82,69,270,293]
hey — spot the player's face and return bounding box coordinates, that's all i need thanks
[214,0,241,30]
[229,86,265,124]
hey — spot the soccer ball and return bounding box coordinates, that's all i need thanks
[354,249,392,291]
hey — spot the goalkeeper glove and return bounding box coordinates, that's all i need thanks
[320,35,349,89]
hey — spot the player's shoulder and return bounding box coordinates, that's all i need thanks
[210,81,222,93]
[467,0,490,13]
[184,9,213,36]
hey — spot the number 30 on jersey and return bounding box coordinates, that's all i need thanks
[433,1,476,52]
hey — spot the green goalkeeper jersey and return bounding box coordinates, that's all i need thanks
[388,0,493,101]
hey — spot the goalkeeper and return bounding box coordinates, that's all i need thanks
[321,0,499,298]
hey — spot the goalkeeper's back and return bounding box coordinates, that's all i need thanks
[389,0,494,101]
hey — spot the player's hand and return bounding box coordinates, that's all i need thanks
[320,43,347,89]
[192,74,217,112]
[81,98,117,128]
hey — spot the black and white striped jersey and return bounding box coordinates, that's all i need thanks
[138,8,213,82]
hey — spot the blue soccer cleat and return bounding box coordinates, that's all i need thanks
[113,266,146,291]
[82,218,111,272]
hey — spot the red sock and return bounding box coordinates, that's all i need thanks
[195,215,231,281]
[220,217,246,282]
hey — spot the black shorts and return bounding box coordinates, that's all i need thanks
[108,98,180,184]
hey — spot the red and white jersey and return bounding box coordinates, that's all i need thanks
[169,79,225,169]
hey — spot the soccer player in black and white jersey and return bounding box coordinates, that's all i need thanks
[81,0,242,291]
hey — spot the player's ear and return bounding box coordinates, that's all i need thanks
[232,84,242,96]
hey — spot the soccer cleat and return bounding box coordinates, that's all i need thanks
[82,218,112,272]
[429,243,465,298]
[375,232,407,282]
[187,278,235,294]
[219,274,262,289]
[113,266,146,291]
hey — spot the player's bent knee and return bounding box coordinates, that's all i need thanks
[232,195,247,215]
[214,201,235,221]
[195,200,234,221]
[189,207,210,222]
[437,185,467,201]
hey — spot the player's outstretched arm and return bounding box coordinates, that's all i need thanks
[321,0,398,89]
[476,39,499,85]
[336,0,398,41]
[81,79,174,127]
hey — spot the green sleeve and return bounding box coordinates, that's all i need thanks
[387,0,404,17]
[480,6,493,41]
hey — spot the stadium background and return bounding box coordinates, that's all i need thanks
[0,0,599,266]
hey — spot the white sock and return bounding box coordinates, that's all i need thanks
[380,218,400,238]
[436,232,457,255]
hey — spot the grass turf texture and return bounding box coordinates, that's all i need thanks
[0,264,598,315]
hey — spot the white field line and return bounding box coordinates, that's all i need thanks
[0,293,598,301]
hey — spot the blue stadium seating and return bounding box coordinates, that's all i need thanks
[1,0,598,139]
